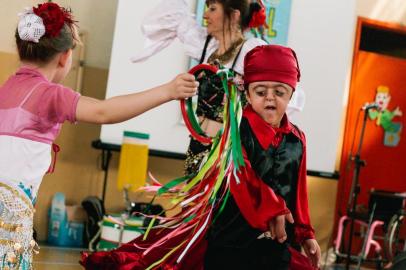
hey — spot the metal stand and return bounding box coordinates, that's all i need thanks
[92,140,121,204]
[100,149,112,203]
[345,108,370,270]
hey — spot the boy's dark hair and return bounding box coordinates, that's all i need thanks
[15,22,79,64]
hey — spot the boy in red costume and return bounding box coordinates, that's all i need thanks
[204,44,321,269]
[81,45,320,270]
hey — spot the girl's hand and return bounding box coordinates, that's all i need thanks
[303,238,321,268]
[169,73,199,100]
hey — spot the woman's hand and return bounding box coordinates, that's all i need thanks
[303,238,321,268]
[168,73,199,100]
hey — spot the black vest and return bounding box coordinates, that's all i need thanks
[207,117,303,248]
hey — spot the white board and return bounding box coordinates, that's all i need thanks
[100,0,357,174]
[100,0,195,154]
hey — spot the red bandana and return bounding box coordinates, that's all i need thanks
[244,45,301,90]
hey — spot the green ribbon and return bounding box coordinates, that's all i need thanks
[183,214,197,223]
[141,66,249,269]
[143,216,157,241]
[212,189,231,224]
[157,174,194,196]
[186,98,206,135]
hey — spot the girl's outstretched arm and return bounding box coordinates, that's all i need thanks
[76,73,198,124]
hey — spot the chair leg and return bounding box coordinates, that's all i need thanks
[362,220,384,258]
[334,216,349,254]
[376,254,383,270]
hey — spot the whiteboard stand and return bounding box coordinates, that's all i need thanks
[91,139,120,204]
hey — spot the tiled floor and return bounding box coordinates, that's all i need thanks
[33,245,379,270]
[33,245,83,270]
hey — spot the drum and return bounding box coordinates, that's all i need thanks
[97,215,144,251]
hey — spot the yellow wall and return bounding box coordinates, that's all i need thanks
[0,51,19,82]
[0,0,118,68]
[307,176,338,251]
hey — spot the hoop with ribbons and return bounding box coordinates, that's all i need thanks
[180,64,219,145]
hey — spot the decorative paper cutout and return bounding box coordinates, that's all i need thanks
[368,86,403,147]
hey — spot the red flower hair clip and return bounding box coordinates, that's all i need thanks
[33,2,74,38]
[249,8,266,28]
[248,0,267,29]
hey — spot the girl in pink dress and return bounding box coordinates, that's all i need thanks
[0,3,197,269]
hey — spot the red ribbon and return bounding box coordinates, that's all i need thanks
[47,143,60,174]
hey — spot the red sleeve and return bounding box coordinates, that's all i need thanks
[229,148,290,232]
[293,132,315,244]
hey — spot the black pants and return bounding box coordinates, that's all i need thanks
[204,239,290,270]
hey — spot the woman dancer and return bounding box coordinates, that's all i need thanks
[132,0,305,175]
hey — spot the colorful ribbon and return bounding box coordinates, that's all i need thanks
[131,64,246,268]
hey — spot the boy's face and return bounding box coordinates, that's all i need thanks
[247,81,293,127]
